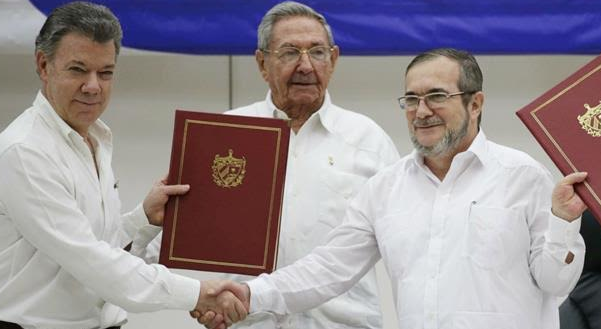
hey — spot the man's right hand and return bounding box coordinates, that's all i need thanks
[142,175,190,226]
[191,280,250,328]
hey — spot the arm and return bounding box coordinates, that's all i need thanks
[529,171,587,296]
[248,191,381,315]
[196,212,380,328]
[0,144,197,312]
[194,170,385,327]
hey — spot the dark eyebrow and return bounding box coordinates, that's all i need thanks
[426,88,449,94]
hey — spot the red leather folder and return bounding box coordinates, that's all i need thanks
[516,55,601,223]
[159,110,289,275]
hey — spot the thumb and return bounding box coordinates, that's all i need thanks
[561,172,588,186]
[162,184,190,196]
[205,280,229,296]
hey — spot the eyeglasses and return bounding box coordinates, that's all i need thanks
[397,91,474,111]
[262,45,334,64]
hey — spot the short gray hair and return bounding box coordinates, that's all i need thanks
[35,1,122,61]
[257,1,334,50]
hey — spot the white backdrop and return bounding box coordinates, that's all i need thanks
[0,52,594,329]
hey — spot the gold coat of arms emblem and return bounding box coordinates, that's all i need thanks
[212,149,246,188]
[577,102,601,137]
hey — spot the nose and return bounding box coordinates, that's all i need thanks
[81,72,101,95]
[296,52,314,73]
[414,97,434,118]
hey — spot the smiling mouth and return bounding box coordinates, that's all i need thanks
[415,123,441,129]
[414,122,444,129]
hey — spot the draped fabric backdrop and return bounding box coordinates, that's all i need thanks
[1,0,601,55]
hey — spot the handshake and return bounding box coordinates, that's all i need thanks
[191,280,251,329]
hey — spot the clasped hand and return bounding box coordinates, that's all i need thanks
[191,280,250,329]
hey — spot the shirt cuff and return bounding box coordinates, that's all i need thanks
[128,203,150,230]
[166,273,201,311]
[246,276,273,313]
[134,225,163,249]
[547,214,581,246]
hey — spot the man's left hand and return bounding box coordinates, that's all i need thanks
[143,176,190,226]
[551,172,588,222]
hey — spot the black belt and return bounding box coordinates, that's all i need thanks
[0,321,120,329]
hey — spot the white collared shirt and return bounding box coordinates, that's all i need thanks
[249,130,584,329]
[224,91,400,329]
[0,92,199,329]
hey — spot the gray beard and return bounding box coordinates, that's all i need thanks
[411,113,469,158]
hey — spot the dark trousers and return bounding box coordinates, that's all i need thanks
[0,321,21,329]
[560,271,601,329]
[0,321,120,329]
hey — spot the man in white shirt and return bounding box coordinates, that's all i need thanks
[0,2,245,328]
[204,1,399,329]
[199,48,588,329]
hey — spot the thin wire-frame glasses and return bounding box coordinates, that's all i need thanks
[262,45,335,64]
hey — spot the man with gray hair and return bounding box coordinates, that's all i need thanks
[209,1,400,328]
[0,2,246,328]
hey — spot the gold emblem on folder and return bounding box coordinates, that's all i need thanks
[212,149,246,188]
[577,102,601,137]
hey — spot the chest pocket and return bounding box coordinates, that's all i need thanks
[467,205,526,270]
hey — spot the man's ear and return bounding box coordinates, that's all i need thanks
[255,49,269,82]
[36,51,50,82]
[469,91,484,121]
[329,45,340,72]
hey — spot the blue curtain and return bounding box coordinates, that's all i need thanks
[31,0,601,55]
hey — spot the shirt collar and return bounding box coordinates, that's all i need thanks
[466,129,489,166]
[34,90,112,143]
[408,129,489,170]
[265,90,334,133]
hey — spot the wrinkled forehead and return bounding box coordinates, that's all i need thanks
[270,16,329,48]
